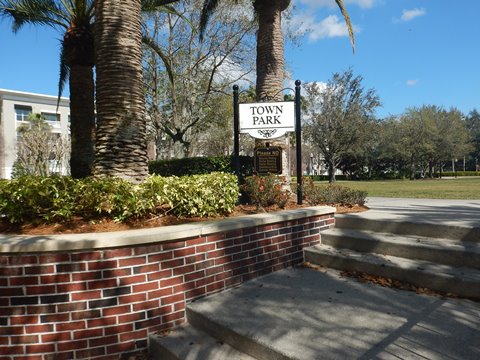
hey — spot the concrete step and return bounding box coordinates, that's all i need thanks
[335,215,480,243]
[321,228,480,269]
[305,244,480,299]
[186,306,291,360]
[149,323,257,360]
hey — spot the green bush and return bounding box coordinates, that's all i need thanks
[148,155,253,178]
[0,173,239,224]
[242,174,289,209]
[302,178,367,206]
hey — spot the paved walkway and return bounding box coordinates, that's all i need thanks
[358,197,480,228]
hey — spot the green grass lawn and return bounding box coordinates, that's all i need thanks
[315,177,480,200]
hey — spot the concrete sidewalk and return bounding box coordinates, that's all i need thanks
[360,197,480,228]
[188,267,480,360]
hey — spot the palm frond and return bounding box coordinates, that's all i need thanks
[141,0,179,12]
[335,0,355,52]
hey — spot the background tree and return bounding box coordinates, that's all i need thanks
[13,113,69,177]
[304,69,380,183]
[0,0,95,178]
[143,0,255,158]
[466,109,480,171]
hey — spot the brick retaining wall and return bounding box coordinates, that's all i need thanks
[0,207,335,359]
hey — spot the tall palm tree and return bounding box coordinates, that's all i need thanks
[0,0,95,179]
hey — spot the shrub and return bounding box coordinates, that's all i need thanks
[302,178,367,206]
[0,173,239,224]
[148,155,253,178]
[435,171,480,177]
[242,174,289,209]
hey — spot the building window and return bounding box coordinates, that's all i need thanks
[41,112,60,122]
[15,105,32,122]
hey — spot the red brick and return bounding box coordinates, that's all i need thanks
[102,268,132,278]
[56,263,86,272]
[57,340,88,352]
[118,312,145,324]
[148,252,173,262]
[39,253,70,263]
[173,247,195,257]
[195,275,215,287]
[147,305,171,318]
[10,315,38,325]
[45,351,75,360]
[174,302,186,312]
[161,293,184,305]
[225,276,242,287]
[184,270,205,282]
[0,267,22,276]
[159,276,182,287]
[186,237,206,245]
[148,288,172,300]
[25,324,53,334]
[119,329,147,342]
[74,328,103,339]
[206,233,224,242]
[147,269,171,281]
[103,248,132,258]
[185,287,206,300]
[71,290,101,301]
[57,282,87,292]
[133,264,159,274]
[206,280,225,293]
[207,250,225,259]
[56,321,85,332]
[161,241,185,250]
[105,323,133,336]
[24,265,55,275]
[42,331,71,342]
[196,243,215,253]
[119,293,146,304]
[106,340,136,355]
[184,254,206,264]
[75,347,105,358]
[10,276,38,286]
[160,259,184,269]
[71,309,101,320]
[133,300,159,311]
[71,271,96,282]
[88,260,117,271]
[41,274,70,284]
[40,313,69,323]
[216,239,234,248]
[87,316,117,328]
[0,337,7,345]
[162,311,184,324]
[118,256,146,267]
[102,305,131,317]
[119,274,146,285]
[71,252,102,261]
[205,265,223,276]
[135,244,163,255]
[214,256,232,266]
[26,285,55,295]
[132,281,158,293]
[11,335,38,344]
[88,279,117,290]
[0,345,24,354]
[215,271,232,281]
[172,264,195,276]
[88,335,117,347]
[26,344,55,353]
[9,256,38,265]
[57,302,86,312]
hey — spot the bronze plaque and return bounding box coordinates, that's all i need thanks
[254,147,282,175]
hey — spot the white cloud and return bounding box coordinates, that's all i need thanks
[298,0,375,9]
[286,13,358,42]
[406,79,419,86]
[396,8,426,22]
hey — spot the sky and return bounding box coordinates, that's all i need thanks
[0,0,479,119]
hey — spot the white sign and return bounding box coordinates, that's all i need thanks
[239,101,295,139]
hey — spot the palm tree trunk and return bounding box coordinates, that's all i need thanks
[69,64,95,178]
[254,0,291,183]
[94,0,149,182]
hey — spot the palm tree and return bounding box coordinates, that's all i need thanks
[0,0,95,179]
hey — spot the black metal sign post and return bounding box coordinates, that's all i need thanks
[233,85,240,183]
[295,80,302,205]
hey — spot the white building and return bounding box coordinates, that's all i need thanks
[0,89,70,179]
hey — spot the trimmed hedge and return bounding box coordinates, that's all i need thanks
[148,155,254,177]
[0,173,239,224]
